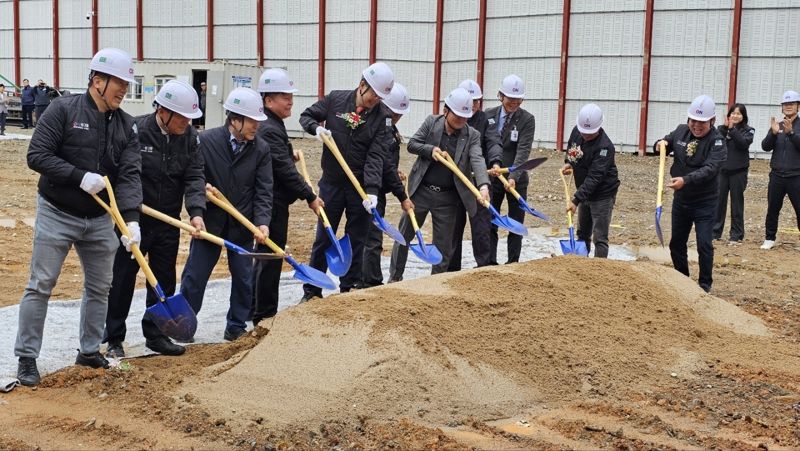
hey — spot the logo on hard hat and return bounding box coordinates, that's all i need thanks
[165,93,173,99]
[583,122,591,128]
[99,56,107,63]
[192,103,197,109]
[289,81,294,86]
[369,70,375,75]
[234,98,241,104]
[128,68,133,74]
[264,79,271,84]
[512,87,519,92]
[695,109,703,114]
[401,102,407,108]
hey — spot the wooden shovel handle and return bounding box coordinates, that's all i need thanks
[204,189,285,256]
[558,170,576,228]
[296,149,333,228]
[657,141,667,207]
[433,151,488,207]
[402,180,421,232]
[320,133,368,200]
[495,173,522,201]
[140,204,226,248]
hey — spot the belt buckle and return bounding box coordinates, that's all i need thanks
[429,184,441,192]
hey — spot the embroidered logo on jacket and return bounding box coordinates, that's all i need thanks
[72,121,90,131]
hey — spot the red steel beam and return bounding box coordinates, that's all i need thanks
[637,0,655,156]
[52,0,59,87]
[317,0,326,99]
[555,0,571,151]
[13,0,20,86]
[727,0,743,108]
[476,0,487,88]
[432,0,444,114]
[256,0,264,66]
[369,0,377,64]
[207,0,214,62]
[91,0,98,55]
[136,0,143,61]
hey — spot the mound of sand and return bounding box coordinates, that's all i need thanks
[180,258,796,429]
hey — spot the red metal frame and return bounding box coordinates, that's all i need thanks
[727,0,743,108]
[136,0,143,61]
[256,0,264,66]
[52,0,59,87]
[555,0,571,151]
[476,0,487,88]
[317,0,326,99]
[638,0,655,156]
[369,0,378,64]
[91,0,98,55]
[432,0,444,114]
[207,0,214,62]
[13,0,20,86]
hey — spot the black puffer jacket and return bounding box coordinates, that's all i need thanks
[654,124,727,202]
[378,108,407,202]
[565,127,620,204]
[257,110,315,207]
[467,109,503,168]
[27,93,142,221]
[717,124,754,172]
[761,116,800,177]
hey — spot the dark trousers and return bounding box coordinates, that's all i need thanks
[303,179,371,297]
[448,203,492,271]
[714,169,748,241]
[670,196,716,291]
[390,187,459,281]
[252,201,289,322]
[0,112,5,134]
[34,105,48,124]
[180,234,254,333]
[765,172,800,241]
[361,193,388,288]
[489,179,527,264]
[576,194,616,258]
[104,225,178,343]
[22,105,34,128]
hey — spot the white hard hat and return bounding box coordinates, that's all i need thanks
[155,80,202,119]
[257,68,298,93]
[687,95,715,121]
[444,87,474,119]
[383,82,411,115]
[576,103,603,134]
[781,90,800,104]
[224,87,268,121]
[362,62,394,99]
[458,79,483,99]
[499,74,525,99]
[88,48,137,84]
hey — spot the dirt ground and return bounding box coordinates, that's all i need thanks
[1,127,799,450]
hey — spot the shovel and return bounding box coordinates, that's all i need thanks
[655,140,667,247]
[296,149,352,276]
[92,179,197,341]
[493,157,548,174]
[403,181,443,265]
[140,205,282,260]
[494,173,549,221]
[320,134,406,245]
[205,188,336,290]
[434,151,527,236]
[558,170,589,256]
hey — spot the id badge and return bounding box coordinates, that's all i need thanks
[510,128,519,142]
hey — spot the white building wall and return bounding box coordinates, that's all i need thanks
[19,0,53,84]
[214,0,256,65]
[142,0,206,60]
[0,0,15,86]
[59,0,93,92]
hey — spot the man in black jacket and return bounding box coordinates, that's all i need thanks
[104,80,206,358]
[180,87,271,341]
[252,69,323,324]
[655,95,726,293]
[15,48,142,386]
[298,62,394,301]
[561,104,620,258]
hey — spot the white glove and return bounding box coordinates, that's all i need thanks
[315,126,332,142]
[362,194,378,213]
[119,221,141,252]
[80,172,106,195]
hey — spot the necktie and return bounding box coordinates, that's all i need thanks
[231,139,246,155]
[502,113,513,135]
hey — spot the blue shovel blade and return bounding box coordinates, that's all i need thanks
[372,208,406,245]
[559,226,589,256]
[324,228,352,276]
[409,230,443,265]
[655,206,664,247]
[285,255,337,290]
[143,292,198,342]
[488,205,528,236]
[517,197,550,221]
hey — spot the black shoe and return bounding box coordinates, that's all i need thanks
[699,284,711,293]
[299,293,321,304]
[146,337,185,356]
[174,336,195,344]
[106,342,125,359]
[223,328,247,342]
[17,357,41,386]
[75,351,110,369]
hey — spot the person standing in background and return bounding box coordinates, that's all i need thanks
[713,103,754,245]
[0,84,7,136]
[32,79,54,126]
[20,79,35,129]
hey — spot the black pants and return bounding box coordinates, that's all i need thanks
[670,196,716,291]
[252,201,289,322]
[765,172,800,241]
[361,193,388,288]
[448,203,492,271]
[303,179,371,298]
[104,224,179,344]
[34,105,48,124]
[0,112,5,134]
[21,105,34,128]
[489,178,527,264]
[576,195,616,258]
[714,169,748,241]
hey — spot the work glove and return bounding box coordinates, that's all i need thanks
[80,172,106,195]
[119,221,141,252]
[362,194,378,213]
[315,126,332,142]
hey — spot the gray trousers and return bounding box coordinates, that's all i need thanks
[390,187,459,281]
[576,194,616,258]
[15,195,118,358]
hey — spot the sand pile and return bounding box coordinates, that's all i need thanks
[181,257,797,429]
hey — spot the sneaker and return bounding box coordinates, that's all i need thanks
[760,240,776,250]
[145,337,185,356]
[298,293,321,304]
[728,240,742,246]
[17,357,41,386]
[106,342,125,359]
[75,351,110,369]
[223,328,247,342]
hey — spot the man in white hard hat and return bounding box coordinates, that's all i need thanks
[361,82,415,288]
[251,69,324,325]
[389,87,491,279]
[15,47,143,385]
[298,62,395,301]
[104,80,206,359]
[485,74,536,264]
[560,104,620,258]
[180,87,271,341]
[655,94,726,293]
[759,90,800,250]
[449,79,503,271]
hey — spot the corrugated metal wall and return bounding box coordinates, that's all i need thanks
[18,0,53,85]
[0,0,14,84]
